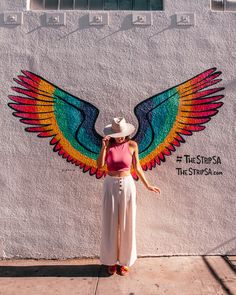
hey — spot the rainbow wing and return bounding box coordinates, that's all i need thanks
[130,68,224,180]
[8,70,107,178]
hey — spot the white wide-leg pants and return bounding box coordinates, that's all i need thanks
[100,174,137,267]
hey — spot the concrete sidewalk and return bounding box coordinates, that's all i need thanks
[0,256,235,295]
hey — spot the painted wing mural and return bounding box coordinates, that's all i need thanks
[131,68,224,180]
[8,68,224,180]
[8,71,105,178]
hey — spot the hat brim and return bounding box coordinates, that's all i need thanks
[103,123,135,138]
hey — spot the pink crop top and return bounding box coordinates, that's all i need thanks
[105,141,133,172]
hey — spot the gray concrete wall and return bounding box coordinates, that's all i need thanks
[0,0,235,259]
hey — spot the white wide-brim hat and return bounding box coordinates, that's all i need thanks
[103,117,135,138]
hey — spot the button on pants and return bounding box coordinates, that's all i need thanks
[100,174,137,267]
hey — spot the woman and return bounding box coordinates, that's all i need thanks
[97,117,161,276]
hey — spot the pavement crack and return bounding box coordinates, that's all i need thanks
[94,265,102,295]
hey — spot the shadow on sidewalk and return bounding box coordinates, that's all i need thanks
[202,255,236,295]
[0,264,111,278]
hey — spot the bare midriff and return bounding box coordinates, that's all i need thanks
[107,170,131,177]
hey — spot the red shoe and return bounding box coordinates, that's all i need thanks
[107,264,117,275]
[120,265,129,276]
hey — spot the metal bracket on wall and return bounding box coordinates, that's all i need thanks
[132,13,152,26]
[3,12,23,25]
[176,13,195,26]
[89,13,109,26]
[45,12,66,26]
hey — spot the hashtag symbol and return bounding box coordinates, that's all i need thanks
[176,156,182,163]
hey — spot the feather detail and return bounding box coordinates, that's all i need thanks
[8,70,106,179]
[132,68,224,171]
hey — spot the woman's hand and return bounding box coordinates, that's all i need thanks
[131,141,161,194]
[102,136,111,149]
[146,185,161,194]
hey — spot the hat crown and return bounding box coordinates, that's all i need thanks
[103,116,135,138]
[111,117,127,132]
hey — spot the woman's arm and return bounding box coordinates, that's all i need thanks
[97,136,110,169]
[132,141,161,194]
